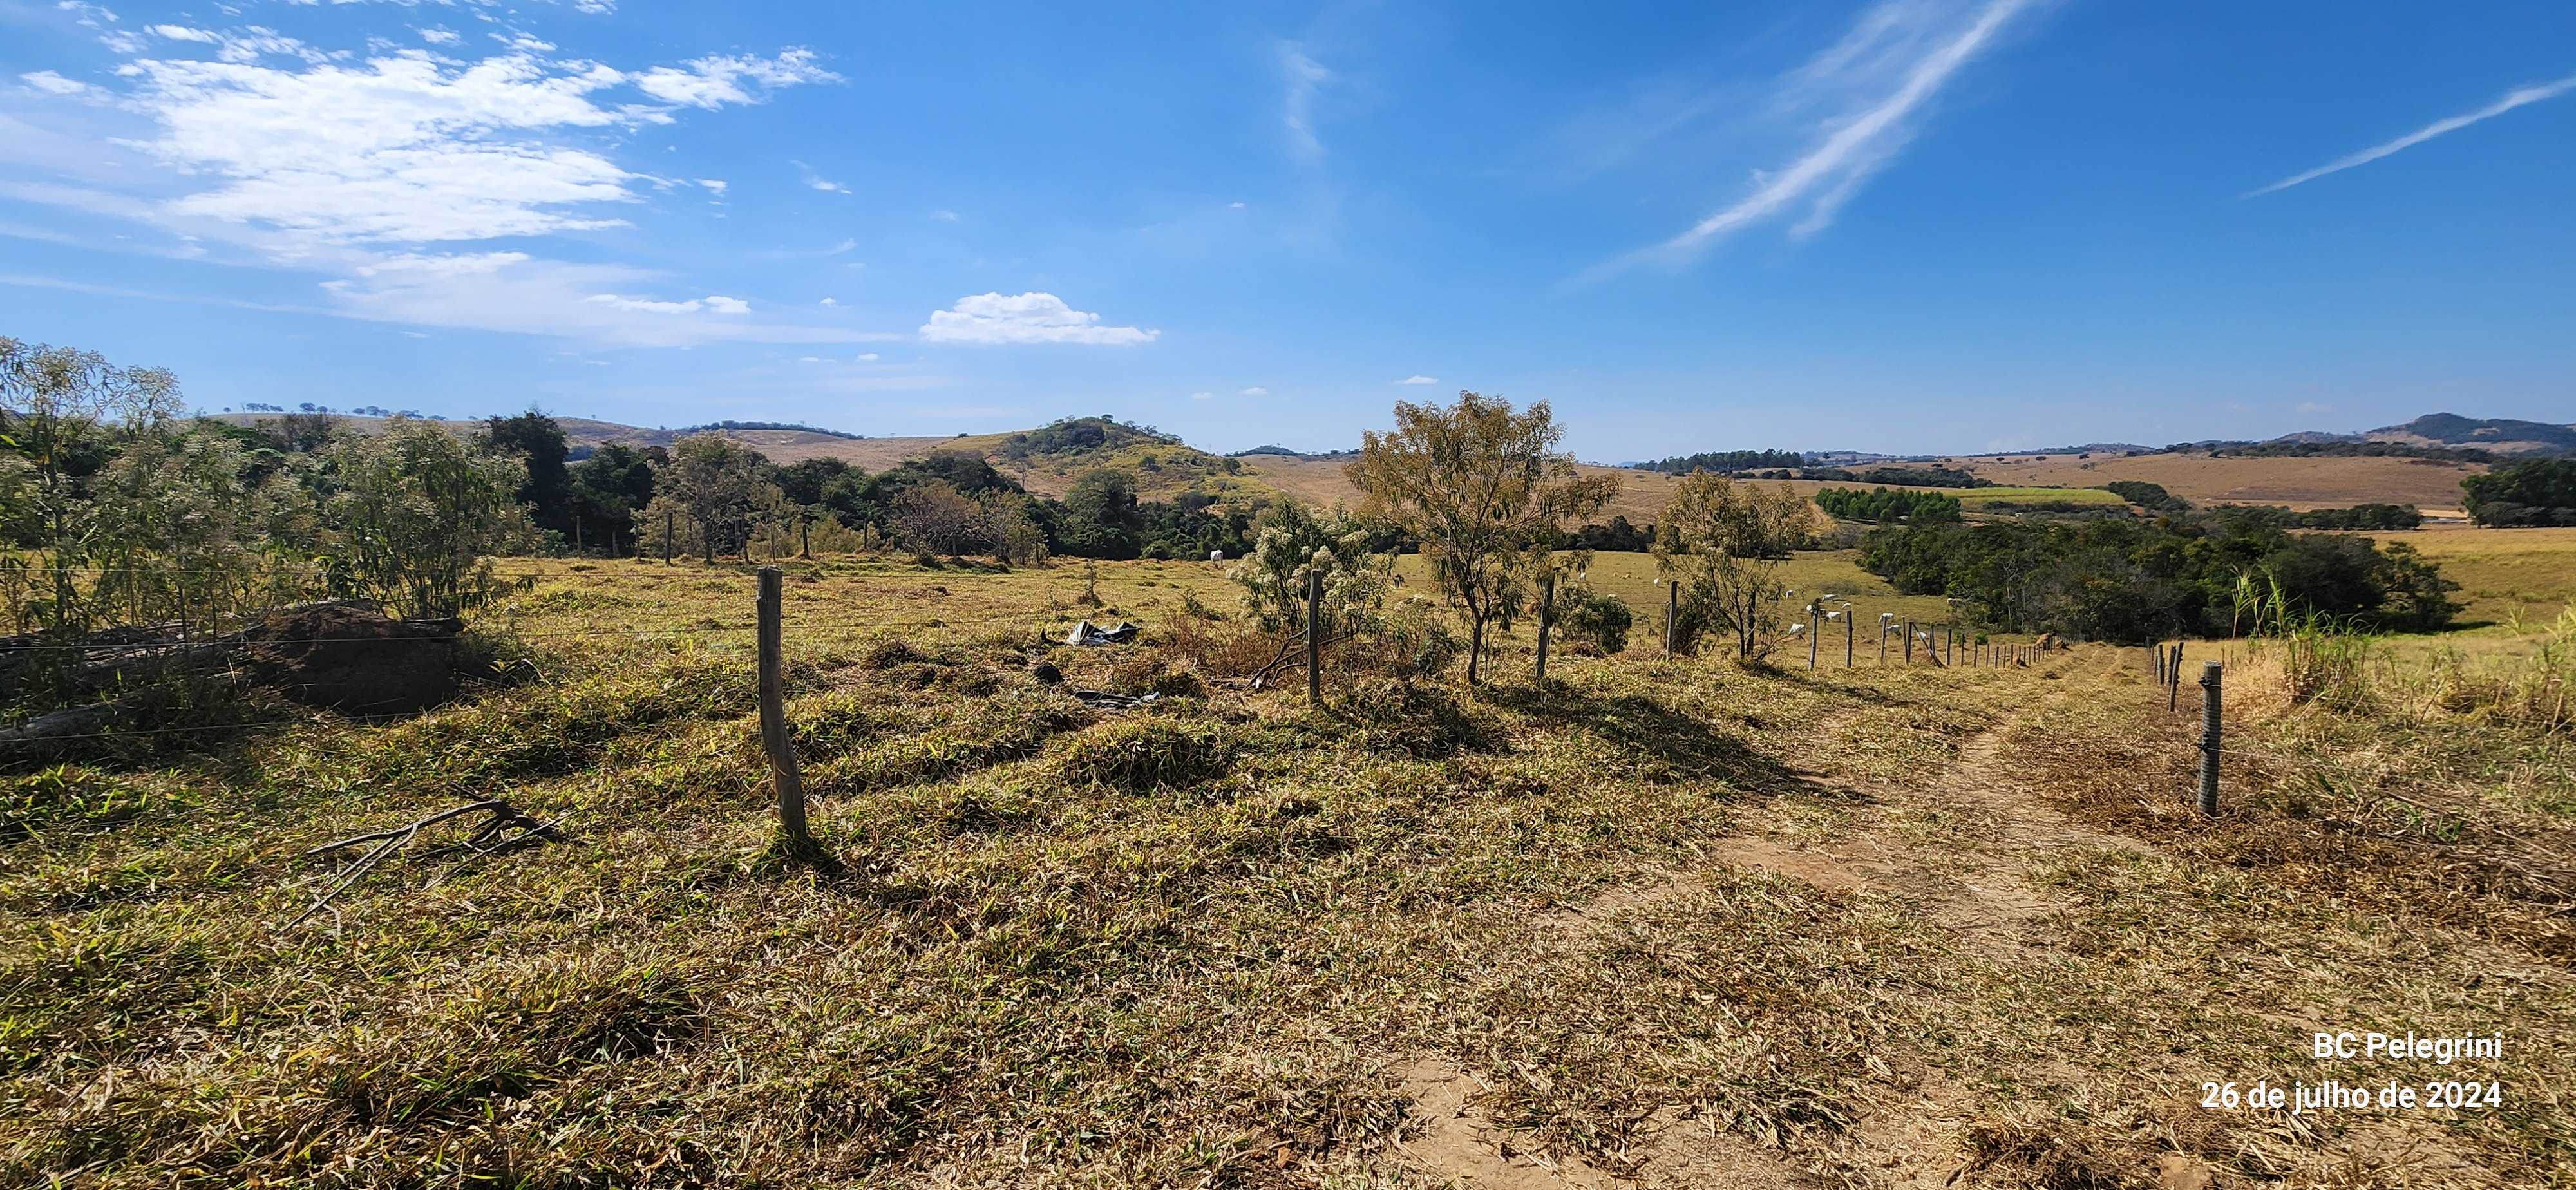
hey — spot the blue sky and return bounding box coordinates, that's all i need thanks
[1,0,2569,460]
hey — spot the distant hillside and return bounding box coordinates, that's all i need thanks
[2368,413,2576,455]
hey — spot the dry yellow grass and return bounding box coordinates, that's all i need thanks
[1930,449,2488,511]
[5,553,2571,1186]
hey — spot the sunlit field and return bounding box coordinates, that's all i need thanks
[8,545,2571,1186]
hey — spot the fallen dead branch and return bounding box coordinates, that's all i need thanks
[283,799,563,929]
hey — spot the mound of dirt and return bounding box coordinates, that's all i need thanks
[235,601,472,714]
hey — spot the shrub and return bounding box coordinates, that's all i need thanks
[1556,586,1631,654]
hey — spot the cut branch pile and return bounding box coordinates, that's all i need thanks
[283,798,562,929]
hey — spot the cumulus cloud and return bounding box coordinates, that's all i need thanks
[419,28,460,47]
[918,292,1157,346]
[1239,386,1269,397]
[1395,375,1437,385]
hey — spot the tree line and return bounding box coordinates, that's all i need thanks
[1856,515,2457,643]
[1815,486,1964,524]
[1632,449,1804,475]
[2463,458,2576,527]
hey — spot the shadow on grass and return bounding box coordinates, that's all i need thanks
[1481,681,1828,799]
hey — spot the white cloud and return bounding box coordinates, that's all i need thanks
[694,178,728,194]
[635,49,835,109]
[799,355,822,363]
[2248,73,2576,197]
[7,21,864,348]
[1229,200,1246,209]
[1604,0,2038,274]
[1395,375,1437,385]
[587,292,748,314]
[90,40,837,247]
[1277,41,1329,162]
[19,71,92,96]
[929,208,960,222]
[919,292,1157,346]
[419,28,460,47]
[857,352,878,361]
[817,296,837,306]
[149,22,333,64]
[1239,386,1269,397]
[307,252,880,346]
[826,236,857,253]
[791,158,850,193]
[1189,390,1213,400]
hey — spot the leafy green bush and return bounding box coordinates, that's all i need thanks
[1557,586,1632,653]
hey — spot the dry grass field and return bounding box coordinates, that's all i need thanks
[1930,451,2488,513]
[7,539,2573,1187]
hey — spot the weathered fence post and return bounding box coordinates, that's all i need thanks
[663,510,674,565]
[1807,601,1819,670]
[1905,621,1914,664]
[1536,573,1555,682]
[1845,608,1854,667]
[1665,581,1678,660]
[800,520,811,559]
[757,567,813,851]
[2169,645,2183,712]
[1305,565,1323,707]
[2198,661,2223,816]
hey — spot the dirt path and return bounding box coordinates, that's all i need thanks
[1379,657,2190,1189]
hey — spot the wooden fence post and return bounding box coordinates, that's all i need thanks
[1305,565,1323,707]
[1807,601,1819,670]
[757,567,813,850]
[663,510,674,565]
[2169,645,2183,712]
[2199,661,2223,816]
[1905,621,1914,664]
[800,520,811,559]
[1536,574,1555,682]
[1665,581,1678,660]
[1845,607,1854,667]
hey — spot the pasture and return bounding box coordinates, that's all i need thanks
[1929,449,2486,512]
[6,543,2573,1187]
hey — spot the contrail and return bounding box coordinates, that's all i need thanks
[2248,72,2576,198]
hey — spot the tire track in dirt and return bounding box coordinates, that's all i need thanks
[1374,655,2189,1189]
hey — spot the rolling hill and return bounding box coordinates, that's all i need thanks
[2363,413,2576,455]
[211,410,2515,520]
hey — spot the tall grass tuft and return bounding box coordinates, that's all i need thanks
[2238,572,2377,711]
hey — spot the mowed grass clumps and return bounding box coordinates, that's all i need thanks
[1047,715,1239,792]
[7,554,2573,1185]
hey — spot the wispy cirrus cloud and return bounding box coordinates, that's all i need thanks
[2246,73,2576,198]
[1597,0,2040,278]
[1277,41,1331,162]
